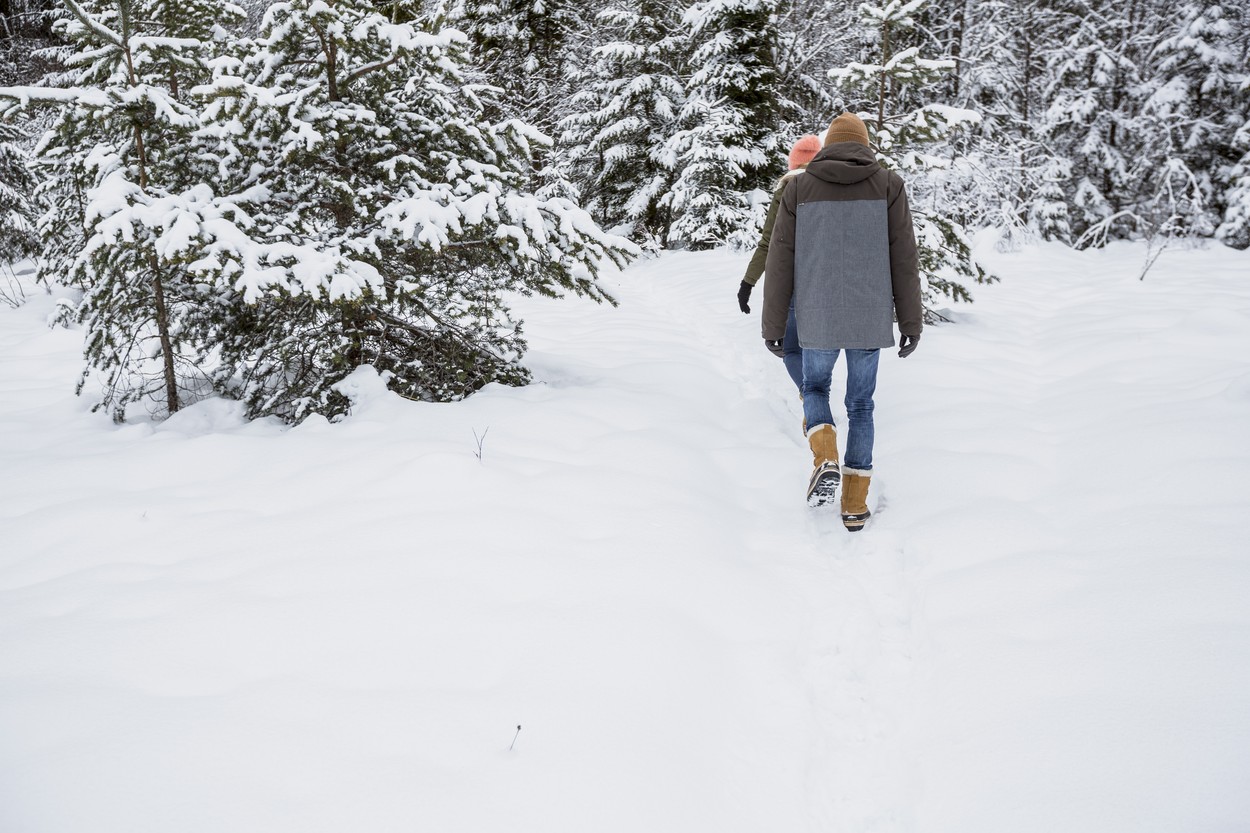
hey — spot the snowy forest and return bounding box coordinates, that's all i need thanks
[4,2,1250,829]
[2,0,1249,422]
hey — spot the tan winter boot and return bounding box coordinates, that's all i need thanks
[841,468,872,532]
[805,424,840,507]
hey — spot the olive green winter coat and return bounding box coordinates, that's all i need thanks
[742,171,804,286]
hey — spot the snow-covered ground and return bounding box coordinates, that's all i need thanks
[2,241,1249,833]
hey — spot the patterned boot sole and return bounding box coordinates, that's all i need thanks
[806,464,841,508]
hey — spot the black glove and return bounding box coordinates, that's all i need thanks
[737,281,753,314]
[898,333,920,358]
[764,338,785,358]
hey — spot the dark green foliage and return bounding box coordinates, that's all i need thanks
[191,0,632,422]
[0,119,39,260]
[665,0,786,249]
[7,0,243,420]
[558,1,686,244]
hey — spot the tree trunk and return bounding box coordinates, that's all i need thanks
[150,264,180,415]
[122,7,180,415]
[313,21,339,102]
[878,20,890,133]
[950,0,968,99]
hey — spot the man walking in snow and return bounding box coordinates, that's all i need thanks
[761,112,923,531]
[737,134,823,392]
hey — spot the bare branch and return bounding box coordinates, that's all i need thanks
[342,52,402,89]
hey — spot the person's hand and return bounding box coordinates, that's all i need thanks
[898,333,920,358]
[738,281,753,314]
[764,338,784,358]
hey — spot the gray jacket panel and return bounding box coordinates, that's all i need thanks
[794,199,894,349]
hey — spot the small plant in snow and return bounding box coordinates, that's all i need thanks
[0,262,30,309]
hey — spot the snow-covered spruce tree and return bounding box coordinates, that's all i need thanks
[450,0,585,133]
[0,0,243,420]
[1002,1,1080,242]
[0,118,39,261]
[1,0,60,89]
[191,0,634,422]
[558,0,687,245]
[903,1,1068,244]
[1148,2,1250,248]
[770,0,857,133]
[1194,1,1250,250]
[1220,107,1250,249]
[1035,2,1160,246]
[1101,1,1241,244]
[828,0,988,308]
[663,0,784,250]
[449,0,590,202]
[1027,156,1074,243]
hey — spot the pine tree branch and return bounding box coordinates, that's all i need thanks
[62,0,123,47]
[368,303,512,365]
[341,53,401,89]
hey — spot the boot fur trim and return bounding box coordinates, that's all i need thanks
[806,423,833,439]
[841,466,872,477]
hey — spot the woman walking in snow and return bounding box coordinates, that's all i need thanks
[737,134,823,392]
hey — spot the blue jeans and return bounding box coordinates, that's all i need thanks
[801,348,880,471]
[783,302,803,392]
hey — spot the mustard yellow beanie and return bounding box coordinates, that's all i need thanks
[824,112,870,147]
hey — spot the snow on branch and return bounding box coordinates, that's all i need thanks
[61,0,124,47]
[0,85,111,113]
[858,0,925,27]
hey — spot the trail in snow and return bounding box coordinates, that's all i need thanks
[1,242,1249,833]
[635,254,925,832]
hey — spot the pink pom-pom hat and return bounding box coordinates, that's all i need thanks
[787,134,822,170]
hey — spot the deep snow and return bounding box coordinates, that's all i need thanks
[1,241,1248,833]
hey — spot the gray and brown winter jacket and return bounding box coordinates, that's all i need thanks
[762,142,922,349]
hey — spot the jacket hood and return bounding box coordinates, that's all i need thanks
[805,142,881,185]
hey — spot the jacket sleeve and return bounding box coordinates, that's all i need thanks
[742,182,784,286]
[887,173,923,337]
[762,180,798,341]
